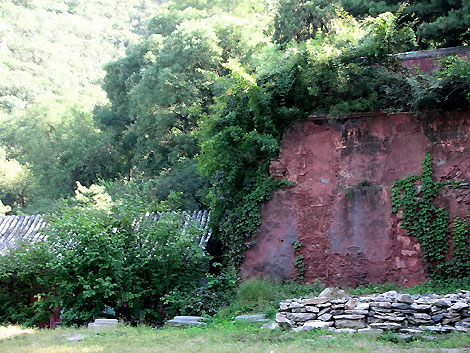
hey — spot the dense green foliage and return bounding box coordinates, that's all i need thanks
[0,242,53,326]
[0,0,162,213]
[199,11,469,271]
[0,192,210,326]
[392,153,470,278]
[274,0,470,49]
[1,0,469,216]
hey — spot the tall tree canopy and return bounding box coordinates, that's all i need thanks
[98,0,273,177]
[273,0,470,49]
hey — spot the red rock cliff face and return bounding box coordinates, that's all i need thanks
[241,112,470,286]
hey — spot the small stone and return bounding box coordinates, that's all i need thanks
[455,326,470,332]
[330,298,348,304]
[262,321,279,330]
[442,318,460,325]
[455,318,470,328]
[356,303,370,310]
[369,322,402,330]
[370,302,392,309]
[374,296,391,303]
[344,309,369,315]
[292,326,310,332]
[334,314,365,320]
[289,302,305,309]
[451,302,469,311]
[331,304,345,310]
[319,313,333,321]
[413,313,431,321]
[443,311,461,317]
[279,303,289,311]
[303,320,334,328]
[276,313,294,327]
[286,313,317,322]
[434,299,452,307]
[384,291,398,297]
[415,297,434,305]
[372,308,392,313]
[391,309,415,314]
[344,299,358,310]
[318,287,348,299]
[431,314,444,323]
[318,307,332,316]
[304,297,328,305]
[372,314,405,322]
[411,303,432,311]
[397,294,413,304]
[335,319,366,329]
[305,306,320,313]
[430,306,445,314]
[392,303,411,310]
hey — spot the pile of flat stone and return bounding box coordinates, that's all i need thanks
[166,316,207,326]
[276,289,470,334]
[88,318,119,329]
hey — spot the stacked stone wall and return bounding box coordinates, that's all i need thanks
[276,290,470,334]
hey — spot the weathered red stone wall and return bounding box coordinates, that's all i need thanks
[396,46,470,73]
[241,112,470,286]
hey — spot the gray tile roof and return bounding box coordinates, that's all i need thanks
[0,210,211,255]
[0,215,47,254]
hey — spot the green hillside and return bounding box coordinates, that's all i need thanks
[0,0,162,212]
[0,0,162,112]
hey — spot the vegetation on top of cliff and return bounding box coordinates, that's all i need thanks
[274,0,470,49]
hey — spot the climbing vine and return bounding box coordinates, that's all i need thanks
[293,241,305,280]
[438,216,470,277]
[392,152,469,278]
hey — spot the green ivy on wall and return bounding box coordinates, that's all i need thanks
[392,152,470,278]
[292,241,305,280]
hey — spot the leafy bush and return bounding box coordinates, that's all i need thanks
[44,196,209,325]
[162,264,238,317]
[0,242,53,326]
[0,192,210,326]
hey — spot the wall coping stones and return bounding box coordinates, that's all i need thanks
[276,289,470,334]
[88,318,119,329]
[167,316,207,326]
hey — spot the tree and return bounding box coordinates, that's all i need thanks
[341,0,470,48]
[99,0,272,178]
[0,104,118,213]
[273,0,338,46]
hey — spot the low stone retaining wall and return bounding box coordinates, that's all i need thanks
[276,290,470,333]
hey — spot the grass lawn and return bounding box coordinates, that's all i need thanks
[1,322,470,353]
